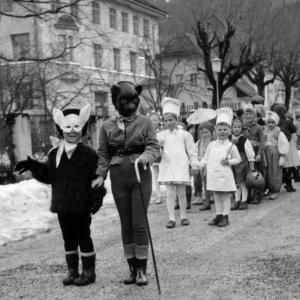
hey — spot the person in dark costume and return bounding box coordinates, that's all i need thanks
[14,105,106,286]
[92,81,160,286]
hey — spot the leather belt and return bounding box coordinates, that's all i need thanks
[109,144,145,157]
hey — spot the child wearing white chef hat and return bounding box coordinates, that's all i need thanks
[200,107,241,227]
[157,97,199,229]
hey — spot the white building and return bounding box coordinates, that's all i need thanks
[0,0,168,115]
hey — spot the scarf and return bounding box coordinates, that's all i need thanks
[116,111,139,131]
[49,136,78,168]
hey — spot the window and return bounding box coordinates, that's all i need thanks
[190,74,198,86]
[94,44,102,67]
[95,92,108,108]
[175,74,183,84]
[121,12,128,32]
[113,48,120,71]
[133,16,139,35]
[130,52,137,73]
[11,33,30,60]
[92,2,100,24]
[58,35,74,61]
[145,54,151,76]
[70,0,79,18]
[16,83,33,110]
[1,0,12,12]
[143,19,149,39]
[109,8,117,29]
[193,102,199,109]
[51,0,60,11]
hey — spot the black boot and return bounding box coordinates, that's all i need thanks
[208,215,222,226]
[124,258,137,285]
[62,252,80,285]
[285,185,296,192]
[218,215,229,227]
[136,259,148,286]
[74,254,96,286]
[231,201,240,211]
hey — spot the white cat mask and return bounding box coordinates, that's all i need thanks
[53,104,90,133]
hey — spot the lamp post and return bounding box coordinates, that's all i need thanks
[211,57,223,109]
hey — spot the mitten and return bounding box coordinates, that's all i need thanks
[91,185,107,215]
[13,156,42,174]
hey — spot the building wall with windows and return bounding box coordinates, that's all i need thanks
[0,0,168,114]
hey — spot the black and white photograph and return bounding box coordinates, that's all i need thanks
[1,0,300,299]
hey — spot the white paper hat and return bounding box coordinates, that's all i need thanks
[265,110,279,125]
[216,107,233,126]
[161,97,181,116]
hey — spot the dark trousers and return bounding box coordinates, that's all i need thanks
[194,173,203,196]
[110,156,152,246]
[57,212,94,253]
[284,167,296,187]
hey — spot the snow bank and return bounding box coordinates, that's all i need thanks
[0,177,116,247]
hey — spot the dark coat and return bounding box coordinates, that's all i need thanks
[278,119,297,141]
[32,143,99,213]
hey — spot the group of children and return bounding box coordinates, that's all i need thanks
[149,98,298,229]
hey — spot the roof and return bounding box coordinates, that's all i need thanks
[235,79,257,97]
[128,0,169,16]
[160,33,201,57]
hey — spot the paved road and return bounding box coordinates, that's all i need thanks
[1,184,300,300]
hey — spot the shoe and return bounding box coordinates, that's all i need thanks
[269,193,277,200]
[199,203,211,211]
[136,259,148,286]
[251,198,261,204]
[208,215,223,226]
[217,215,229,227]
[181,218,190,226]
[231,201,240,211]
[74,254,96,286]
[166,220,176,229]
[155,197,162,204]
[62,252,80,285]
[124,257,137,285]
[285,185,296,192]
[191,197,203,205]
[239,202,248,210]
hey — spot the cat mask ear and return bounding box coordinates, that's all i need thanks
[53,108,67,129]
[79,104,90,124]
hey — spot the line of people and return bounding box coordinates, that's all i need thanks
[149,99,300,229]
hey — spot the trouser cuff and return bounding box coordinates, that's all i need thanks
[80,251,96,257]
[123,243,135,259]
[65,250,78,255]
[135,245,149,260]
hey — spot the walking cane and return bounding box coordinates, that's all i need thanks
[134,159,161,296]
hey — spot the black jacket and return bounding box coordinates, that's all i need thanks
[278,119,296,141]
[32,143,99,213]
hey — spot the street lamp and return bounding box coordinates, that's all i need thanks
[211,57,223,109]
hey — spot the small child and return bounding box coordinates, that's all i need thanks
[243,105,265,204]
[264,111,289,199]
[200,108,241,227]
[157,97,199,228]
[149,112,164,204]
[14,105,106,286]
[196,121,214,211]
[230,118,255,210]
